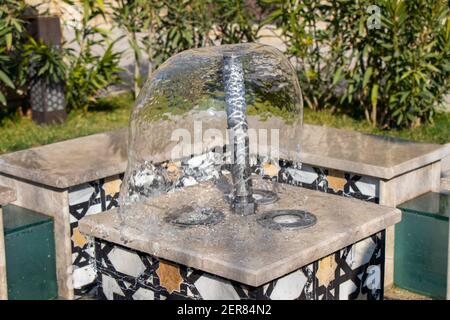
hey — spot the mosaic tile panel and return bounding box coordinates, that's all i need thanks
[94,231,385,300]
[277,161,380,203]
[30,80,66,112]
[68,174,123,296]
[123,152,380,207]
[68,153,380,299]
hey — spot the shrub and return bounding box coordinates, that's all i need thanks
[110,0,158,98]
[0,0,123,114]
[263,0,450,128]
[340,0,450,128]
[2,0,448,130]
[212,0,265,45]
[111,0,264,95]
[0,0,29,105]
[20,37,67,86]
[151,0,264,62]
[263,0,345,112]
[63,0,123,112]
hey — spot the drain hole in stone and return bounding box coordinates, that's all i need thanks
[273,214,301,224]
[165,206,224,227]
[257,209,317,230]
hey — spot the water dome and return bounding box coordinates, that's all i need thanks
[120,43,305,220]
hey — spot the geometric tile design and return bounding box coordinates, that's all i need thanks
[194,274,242,300]
[123,151,380,205]
[69,152,381,299]
[268,269,307,300]
[277,161,380,203]
[94,231,385,300]
[68,174,123,296]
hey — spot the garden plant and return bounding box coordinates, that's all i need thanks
[0,0,448,154]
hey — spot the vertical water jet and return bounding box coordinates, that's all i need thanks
[223,54,256,215]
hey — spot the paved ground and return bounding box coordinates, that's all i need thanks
[76,287,434,300]
[77,289,432,300]
[384,286,433,300]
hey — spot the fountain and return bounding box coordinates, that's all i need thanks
[79,43,401,300]
[117,43,318,230]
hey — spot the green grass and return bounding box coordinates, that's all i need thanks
[0,92,448,155]
[0,93,133,154]
[304,108,450,145]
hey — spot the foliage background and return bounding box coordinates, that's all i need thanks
[0,0,449,131]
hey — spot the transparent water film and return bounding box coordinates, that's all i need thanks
[119,43,304,220]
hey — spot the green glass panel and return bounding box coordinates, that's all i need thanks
[3,205,58,300]
[399,192,449,220]
[395,192,449,299]
[3,205,52,234]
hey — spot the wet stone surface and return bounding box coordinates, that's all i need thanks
[79,178,401,287]
[257,209,317,230]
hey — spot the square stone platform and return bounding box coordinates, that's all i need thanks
[0,129,127,299]
[79,182,401,288]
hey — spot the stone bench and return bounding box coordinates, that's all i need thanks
[0,186,16,300]
[0,124,448,299]
[0,129,127,299]
[300,126,449,288]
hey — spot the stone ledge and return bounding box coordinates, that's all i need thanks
[384,286,433,300]
[0,186,15,206]
[441,174,450,192]
[301,125,450,180]
[0,125,447,189]
[0,129,128,189]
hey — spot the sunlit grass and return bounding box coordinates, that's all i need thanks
[0,92,448,155]
[0,93,133,154]
[304,108,450,144]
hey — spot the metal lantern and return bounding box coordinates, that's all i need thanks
[28,16,67,125]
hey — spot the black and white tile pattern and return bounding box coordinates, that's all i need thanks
[68,175,123,296]
[94,231,384,300]
[67,152,381,299]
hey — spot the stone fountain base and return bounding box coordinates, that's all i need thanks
[94,232,384,300]
[79,181,400,300]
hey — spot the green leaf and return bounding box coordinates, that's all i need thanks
[424,64,440,73]
[0,70,14,88]
[332,66,344,85]
[362,67,373,89]
[396,113,403,126]
[400,70,413,80]
[371,84,379,109]
[6,33,12,50]
[0,91,6,105]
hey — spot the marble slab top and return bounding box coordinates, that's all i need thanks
[0,125,448,189]
[79,181,401,287]
[301,126,449,180]
[0,129,128,189]
[0,186,16,206]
